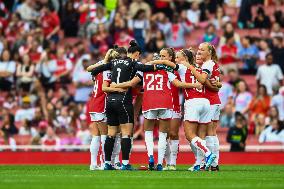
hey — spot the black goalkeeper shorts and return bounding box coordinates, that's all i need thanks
[106,99,134,126]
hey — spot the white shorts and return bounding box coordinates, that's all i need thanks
[172,111,182,119]
[210,104,221,121]
[89,112,107,122]
[143,109,173,120]
[184,98,211,124]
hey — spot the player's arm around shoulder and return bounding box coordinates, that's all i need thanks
[110,76,141,89]
[168,72,202,89]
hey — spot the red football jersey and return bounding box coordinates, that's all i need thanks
[171,71,181,112]
[142,70,173,112]
[87,70,111,113]
[41,12,60,37]
[205,62,221,105]
[182,66,205,100]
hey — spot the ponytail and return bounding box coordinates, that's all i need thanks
[162,47,175,62]
[203,42,218,63]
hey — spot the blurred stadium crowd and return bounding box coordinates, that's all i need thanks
[0,0,284,151]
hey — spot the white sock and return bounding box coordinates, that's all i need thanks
[190,142,197,160]
[213,135,220,166]
[90,136,100,166]
[100,135,107,165]
[196,149,204,165]
[145,131,154,157]
[111,134,121,164]
[164,140,171,165]
[205,136,215,154]
[191,137,211,157]
[158,132,167,165]
[170,140,179,166]
[122,160,129,165]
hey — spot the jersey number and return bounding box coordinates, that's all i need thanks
[116,68,122,83]
[190,76,203,92]
[146,74,163,91]
[93,80,99,98]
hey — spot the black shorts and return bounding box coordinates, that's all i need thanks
[106,100,134,126]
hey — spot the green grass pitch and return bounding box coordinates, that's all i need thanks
[0,165,284,189]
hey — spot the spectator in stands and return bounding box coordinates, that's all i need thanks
[162,12,191,49]
[1,109,18,136]
[227,112,248,152]
[271,86,284,121]
[15,96,35,122]
[16,54,35,93]
[227,69,242,90]
[72,56,93,103]
[128,9,149,52]
[253,6,271,29]
[186,1,200,28]
[115,29,133,48]
[86,5,108,39]
[234,80,252,114]
[36,51,55,91]
[41,126,60,151]
[145,28,166,53]
[265,106,279,126]
[237,36,259,74]
[211,6,231,30]
[237,0,253,29]
[76,114,91,145]
[61,0,79,37]
[256,53,283,95]
[219,35,239,74]
[270,22,284,38]
[219,22,240,47]
[220,103,235,128]
[77,0,100,37]
[218,70,234,108]
[257,39,271,62]
[29,108,44,128]
[129,0,151,19]
[199,0,219,22]
[259,119,284,143]
[38,120,48,138]
[200,23,219,46]
[109,12,128,41]
[173,0,191,13]
[18,120,38,137]
[254,114,266,136]
[244,84,270,122]
[57,87,74,106]
[49,47,73,85]
[90,23,113,54]
[274,7,284,28]
[39,4,60,43]
[0,49,16,92]
[0,129,17,151]
[153,0,173,19]
[16,0,38,22]
[53,106,71,132]
[271,37,284,73]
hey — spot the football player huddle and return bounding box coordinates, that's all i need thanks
[86,40,222,172]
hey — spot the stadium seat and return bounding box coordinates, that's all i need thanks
[13,135,32,145]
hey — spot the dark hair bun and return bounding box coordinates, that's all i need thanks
[129,40,138,47]
[113,44,118,49]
